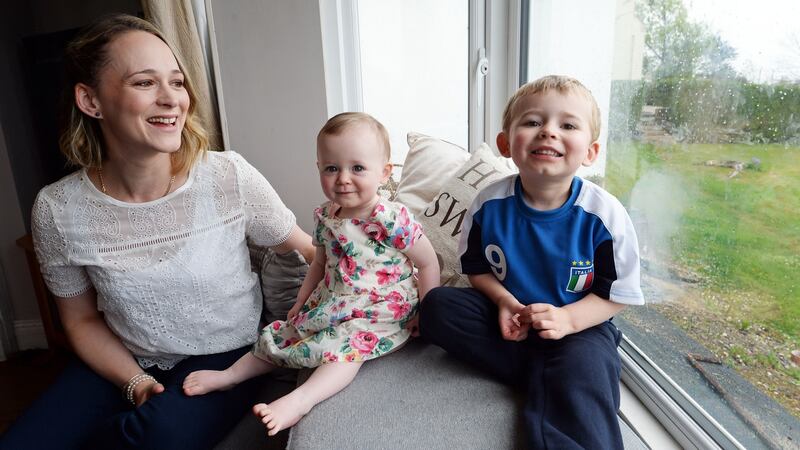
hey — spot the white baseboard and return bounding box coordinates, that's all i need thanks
[14,319,48,350]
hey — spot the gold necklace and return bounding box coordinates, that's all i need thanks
[97,167,176,198]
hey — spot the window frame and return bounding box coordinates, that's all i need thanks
[314,2,752,447]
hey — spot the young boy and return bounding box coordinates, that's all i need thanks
[419,75,644,450]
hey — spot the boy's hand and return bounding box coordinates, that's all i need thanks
[497,296,529,341]
[518,303,574,340]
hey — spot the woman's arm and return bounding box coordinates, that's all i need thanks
[404,234,440,300]
[57,289,164,406]
[273,224,315,265]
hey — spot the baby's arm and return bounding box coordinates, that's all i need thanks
[287,246,327,320]
[518,293,626,340]
[468,273,528,341]
[404,233,440,300]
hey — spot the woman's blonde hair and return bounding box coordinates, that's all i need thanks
[59,14,208,174]
[317,112,391,161]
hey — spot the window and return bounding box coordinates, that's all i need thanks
[356,0,469,167]
[522,0,799,448]
[325,0,799,446]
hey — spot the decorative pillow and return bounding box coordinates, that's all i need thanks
[418,144,516,287]
[394,132,471,215]
[250,247,309,323]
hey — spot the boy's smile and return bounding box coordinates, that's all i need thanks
[497,90,599,186]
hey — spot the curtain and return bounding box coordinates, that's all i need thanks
[142,0,224,151]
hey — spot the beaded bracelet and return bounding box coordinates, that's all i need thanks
[123,372,157,405]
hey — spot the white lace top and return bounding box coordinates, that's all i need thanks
[31,151,296,369]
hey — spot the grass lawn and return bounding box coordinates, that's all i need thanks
[605,141,800,342]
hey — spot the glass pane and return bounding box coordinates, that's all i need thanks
[526,0,799,447]
[357,0,468,169]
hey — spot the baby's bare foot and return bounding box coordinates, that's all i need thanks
[252,391,311,436]
[182,370,235,396]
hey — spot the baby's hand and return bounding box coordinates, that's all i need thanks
[497,296,528,341]
[406,315,420,337]
[518,303,573,340]
[286,303,303,322]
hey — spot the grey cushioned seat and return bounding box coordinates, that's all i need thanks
[215,247,647,449]
[217,340,647,449]
[288,339,523,450]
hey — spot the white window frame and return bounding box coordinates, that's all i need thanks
[315,3,750,446]
[498,2,747,448]
[319,0,363,116]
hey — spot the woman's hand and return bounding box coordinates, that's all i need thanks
[133,379,166,407]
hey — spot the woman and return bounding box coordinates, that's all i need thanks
[0,14,314,450]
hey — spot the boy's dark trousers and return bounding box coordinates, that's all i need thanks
[419,287,624,450]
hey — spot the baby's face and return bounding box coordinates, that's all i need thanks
[500,90,599,182]
[317,123,392,218]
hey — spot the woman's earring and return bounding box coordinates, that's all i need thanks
[94,112,101,118]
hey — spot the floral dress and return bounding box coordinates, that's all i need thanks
[253,199,423,368]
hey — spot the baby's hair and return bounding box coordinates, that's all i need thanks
[318,112,391,161]
[501,75,601,141]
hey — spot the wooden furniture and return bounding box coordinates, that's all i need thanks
[16,234,70,351]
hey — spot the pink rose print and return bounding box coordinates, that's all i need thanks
[362,221,389,242]
[351,308,367,319]
[388,301,411,320]
[331,241,343,257]
[338,255,357,276]
[369,289,381,304]
[291,312,308,326]
[396,207,410,227]
[392,229,411,249]
[374,203,385,214]
[384,291,403,303]
[349,331,379,355]
[338,234,348,244]
[271,321,281,331]
[377,266,401,285]
[323,352,339,363]
[280,337,297,349]
[345,353,358,362]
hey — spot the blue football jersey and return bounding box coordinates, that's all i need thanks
[458,175,643,306]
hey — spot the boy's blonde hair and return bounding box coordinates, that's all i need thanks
[317,112,391,161]
[59,14,209,174]
[501,75,601,141]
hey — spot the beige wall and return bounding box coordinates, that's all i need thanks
[209,0,328,232]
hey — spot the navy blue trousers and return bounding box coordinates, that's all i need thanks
[419,287,623,450]
[0,346,268,450]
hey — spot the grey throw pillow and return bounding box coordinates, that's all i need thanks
[259,249,309,323]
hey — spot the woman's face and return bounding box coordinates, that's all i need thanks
[92,31,190,159]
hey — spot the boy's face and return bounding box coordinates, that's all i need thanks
[497,90,599,183]
[317,123,392,218]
